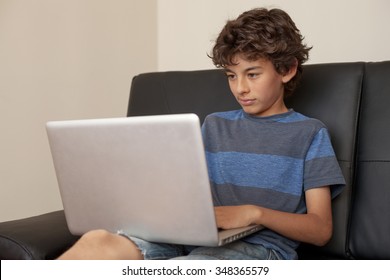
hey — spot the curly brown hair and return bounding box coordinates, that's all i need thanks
[210,8,312,96]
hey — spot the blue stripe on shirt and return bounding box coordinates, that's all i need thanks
[305,128,335,161]
[206,151,304,196]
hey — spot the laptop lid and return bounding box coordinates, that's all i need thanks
[46,114,262,247]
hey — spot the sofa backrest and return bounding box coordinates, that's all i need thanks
[348,61,390,259]
[128,61,390,259]
[128,70,240,123]
[285,63,363,259]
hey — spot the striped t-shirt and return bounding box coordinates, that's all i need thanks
[201,109,345,259]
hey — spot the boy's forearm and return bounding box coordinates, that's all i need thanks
[252,205,332,246]
[215,204,332,246]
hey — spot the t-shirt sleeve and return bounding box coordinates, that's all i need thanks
[304,127,346,198]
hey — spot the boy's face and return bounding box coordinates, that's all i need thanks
[224,55,296,117]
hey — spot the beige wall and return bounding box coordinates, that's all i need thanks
[1,0,390,222]
[157,0,390,70]
[0,0,157,222]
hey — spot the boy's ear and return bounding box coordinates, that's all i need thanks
[282,59,298,84]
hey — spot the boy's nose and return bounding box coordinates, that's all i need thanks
[236,78,250,95]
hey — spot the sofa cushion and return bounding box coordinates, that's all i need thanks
[128,69,239,123]
[286,62,364,258]
[348,61,390,259]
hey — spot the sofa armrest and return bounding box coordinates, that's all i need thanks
[0,210,80,260]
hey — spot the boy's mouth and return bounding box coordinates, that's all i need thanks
[238,98,256,106]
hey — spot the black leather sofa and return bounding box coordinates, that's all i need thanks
[1,61,389,260]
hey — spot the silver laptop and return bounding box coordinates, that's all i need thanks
[46,113,263,246]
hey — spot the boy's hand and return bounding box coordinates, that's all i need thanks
[214,205,260,229]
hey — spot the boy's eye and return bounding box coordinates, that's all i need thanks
[225,73,236,80]
[248,73,259,78]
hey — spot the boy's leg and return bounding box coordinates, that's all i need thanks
[172,241,283,260]
[57,229,143,260]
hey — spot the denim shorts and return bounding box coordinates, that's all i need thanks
[119,234,283,260]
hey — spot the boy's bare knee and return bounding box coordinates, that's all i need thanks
[80,229,114,246]
[80,229,133,254]
[58,229,142,259]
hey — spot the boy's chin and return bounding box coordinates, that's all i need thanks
[242,108,263,117]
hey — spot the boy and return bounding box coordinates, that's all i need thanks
[58,7,345,260]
